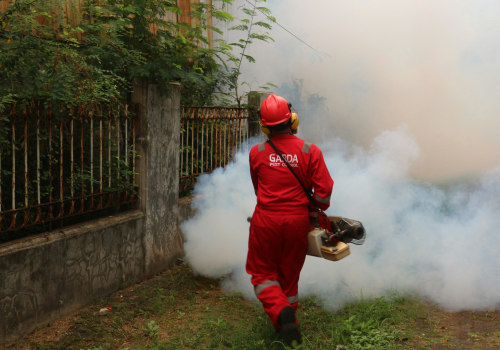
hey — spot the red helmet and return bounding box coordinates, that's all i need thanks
[260,94,291,125]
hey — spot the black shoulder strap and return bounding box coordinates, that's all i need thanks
[266,139,313,203]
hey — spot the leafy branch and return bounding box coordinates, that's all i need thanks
[212,0,276,107]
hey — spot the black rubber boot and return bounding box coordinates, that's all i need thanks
[278,306,302,346]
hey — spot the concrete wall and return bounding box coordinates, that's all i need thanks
[0,84,183,343]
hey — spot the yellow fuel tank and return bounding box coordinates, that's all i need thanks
[307,228,350,261]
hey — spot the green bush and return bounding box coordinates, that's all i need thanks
[0,0,237,108]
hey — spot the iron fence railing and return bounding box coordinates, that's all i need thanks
[0,103,251,236]
[0,102,138,236]
[180,106,251,192]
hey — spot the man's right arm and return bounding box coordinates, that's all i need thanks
[249,147,259,195]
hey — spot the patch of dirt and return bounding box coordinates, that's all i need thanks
[2,307,88,350]
[415,304,500,350]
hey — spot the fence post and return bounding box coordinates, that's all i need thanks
[247,91,270,138]
[132,81,183,276]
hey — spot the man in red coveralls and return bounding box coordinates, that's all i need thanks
[247,94,333,346]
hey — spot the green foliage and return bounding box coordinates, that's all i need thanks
[0,0,127,108]
[142,320,160,340]
[0,0,240,108]
[0,0,277,109]
[214,0,276,107]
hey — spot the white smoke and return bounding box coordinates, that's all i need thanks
[226,0,500,181]
[182,128,500,311]
[182,0,500,311]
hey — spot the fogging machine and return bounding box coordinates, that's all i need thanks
[307,211,366,261]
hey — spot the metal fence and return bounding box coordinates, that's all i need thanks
[180,106,251,192]
[0,102,138,235]
[0,103,252,236]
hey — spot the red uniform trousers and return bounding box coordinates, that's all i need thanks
[246,205,310,329]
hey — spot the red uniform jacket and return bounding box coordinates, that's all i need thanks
[249,134,333,211]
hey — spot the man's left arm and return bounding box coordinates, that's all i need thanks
[309,145,334,210]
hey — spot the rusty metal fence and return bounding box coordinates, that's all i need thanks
[0,102,138,236]
[180,106,251,192]
[0,103,252,236]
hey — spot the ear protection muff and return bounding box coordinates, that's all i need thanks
[290,112,299,134]
[260,122,271,135]
[288,103,299,134]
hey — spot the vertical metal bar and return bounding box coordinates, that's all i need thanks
[59,118,64,216]
[99,109,103,207]
[245,111,249,152]
[222,112,225,166]
[186,119,190,177]
[191,111,194,176]
[179,113,185,177]
[196,109,200,174]
[210,116,214,171]
[90,111,94,207]
[132,112,136,190]
[231,111,234,160]
[212,116,216,169]
[182,117,185,177]
[184,109,188,179]
[230,115,234,162]
[227,110,232,164]
[225,111,229,166]
[200,109,204,173]
[217,118,221,168]
[205,112,209,172]
[11,118,16,210]
[116,109,120,186]
[70,115,74,213]
[0,135,2,230]
[108,111,111,190]
[24,116,28,209]
[234,112,238,155]
[49,107,53,221]
[10,115,16,229]
[0,131,2,226]
[80,113,84,212]
[217,112,221,168]
[238,113,242,152]
[124,105,128,200]
[246,108,249,144]
[125,105,128,166]
[222,110,229,167]
[224,116,228,167]
[247,109,250,149]
[37,108,41,206]
[236,112,240,152]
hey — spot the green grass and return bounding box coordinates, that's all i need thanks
[7,264,496,350]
